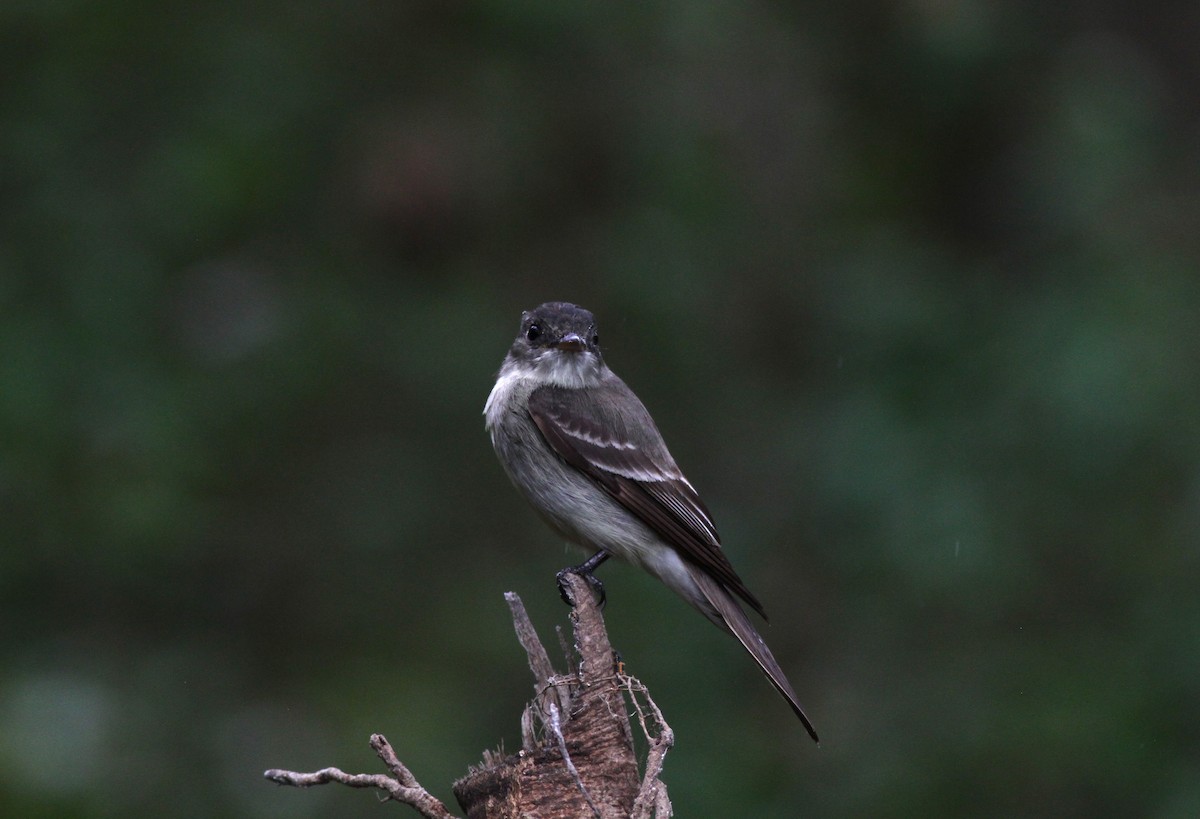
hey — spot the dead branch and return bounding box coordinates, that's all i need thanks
[263,572,672,818]
[264,733,455,819]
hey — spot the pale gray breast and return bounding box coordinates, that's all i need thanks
[486,371,659,557]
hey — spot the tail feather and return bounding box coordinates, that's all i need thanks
[690,568,820,744]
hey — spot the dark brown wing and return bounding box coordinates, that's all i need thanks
[528,380,768,620]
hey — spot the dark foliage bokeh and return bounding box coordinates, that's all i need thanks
[3,2,1199,816]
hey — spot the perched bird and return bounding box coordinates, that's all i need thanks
[485,302,818,742]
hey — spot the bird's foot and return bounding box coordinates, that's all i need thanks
[557,568,606,608]
[556,550,611,609]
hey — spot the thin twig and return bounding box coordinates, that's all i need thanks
[624,674,675,819]
[371,734,423,788]
[264,734,457,819]
[556,624,577,677]
[548,701,602,818]
[506,591,572,713]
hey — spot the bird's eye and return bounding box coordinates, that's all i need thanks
[591,333,600,346]
[526,323,542,342]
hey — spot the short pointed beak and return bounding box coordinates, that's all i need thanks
[554,333,586,352]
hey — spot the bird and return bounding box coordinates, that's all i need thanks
[484,301,818,743]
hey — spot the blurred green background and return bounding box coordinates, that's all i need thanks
[3,1,1199,816]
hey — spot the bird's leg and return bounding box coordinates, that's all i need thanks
[557,550,611,608]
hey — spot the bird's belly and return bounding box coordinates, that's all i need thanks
[489,412,712,616]
[492,417,655,557]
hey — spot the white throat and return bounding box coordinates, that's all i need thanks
[484,348,605,431]
[529,348,604,389]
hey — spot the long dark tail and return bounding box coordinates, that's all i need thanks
[690,569,820,744]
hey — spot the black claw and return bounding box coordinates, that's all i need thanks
[557,568,606,608]
[556,550,611,609]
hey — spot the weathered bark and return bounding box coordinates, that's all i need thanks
[454,574,641,818]
[264,572,673,818]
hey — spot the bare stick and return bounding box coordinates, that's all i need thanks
[455,575,641,816]
[267,577,673,818]
[547,701,602,818]
[264,733,457,819]
[626,676,675,819]
[506,591,572,714]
